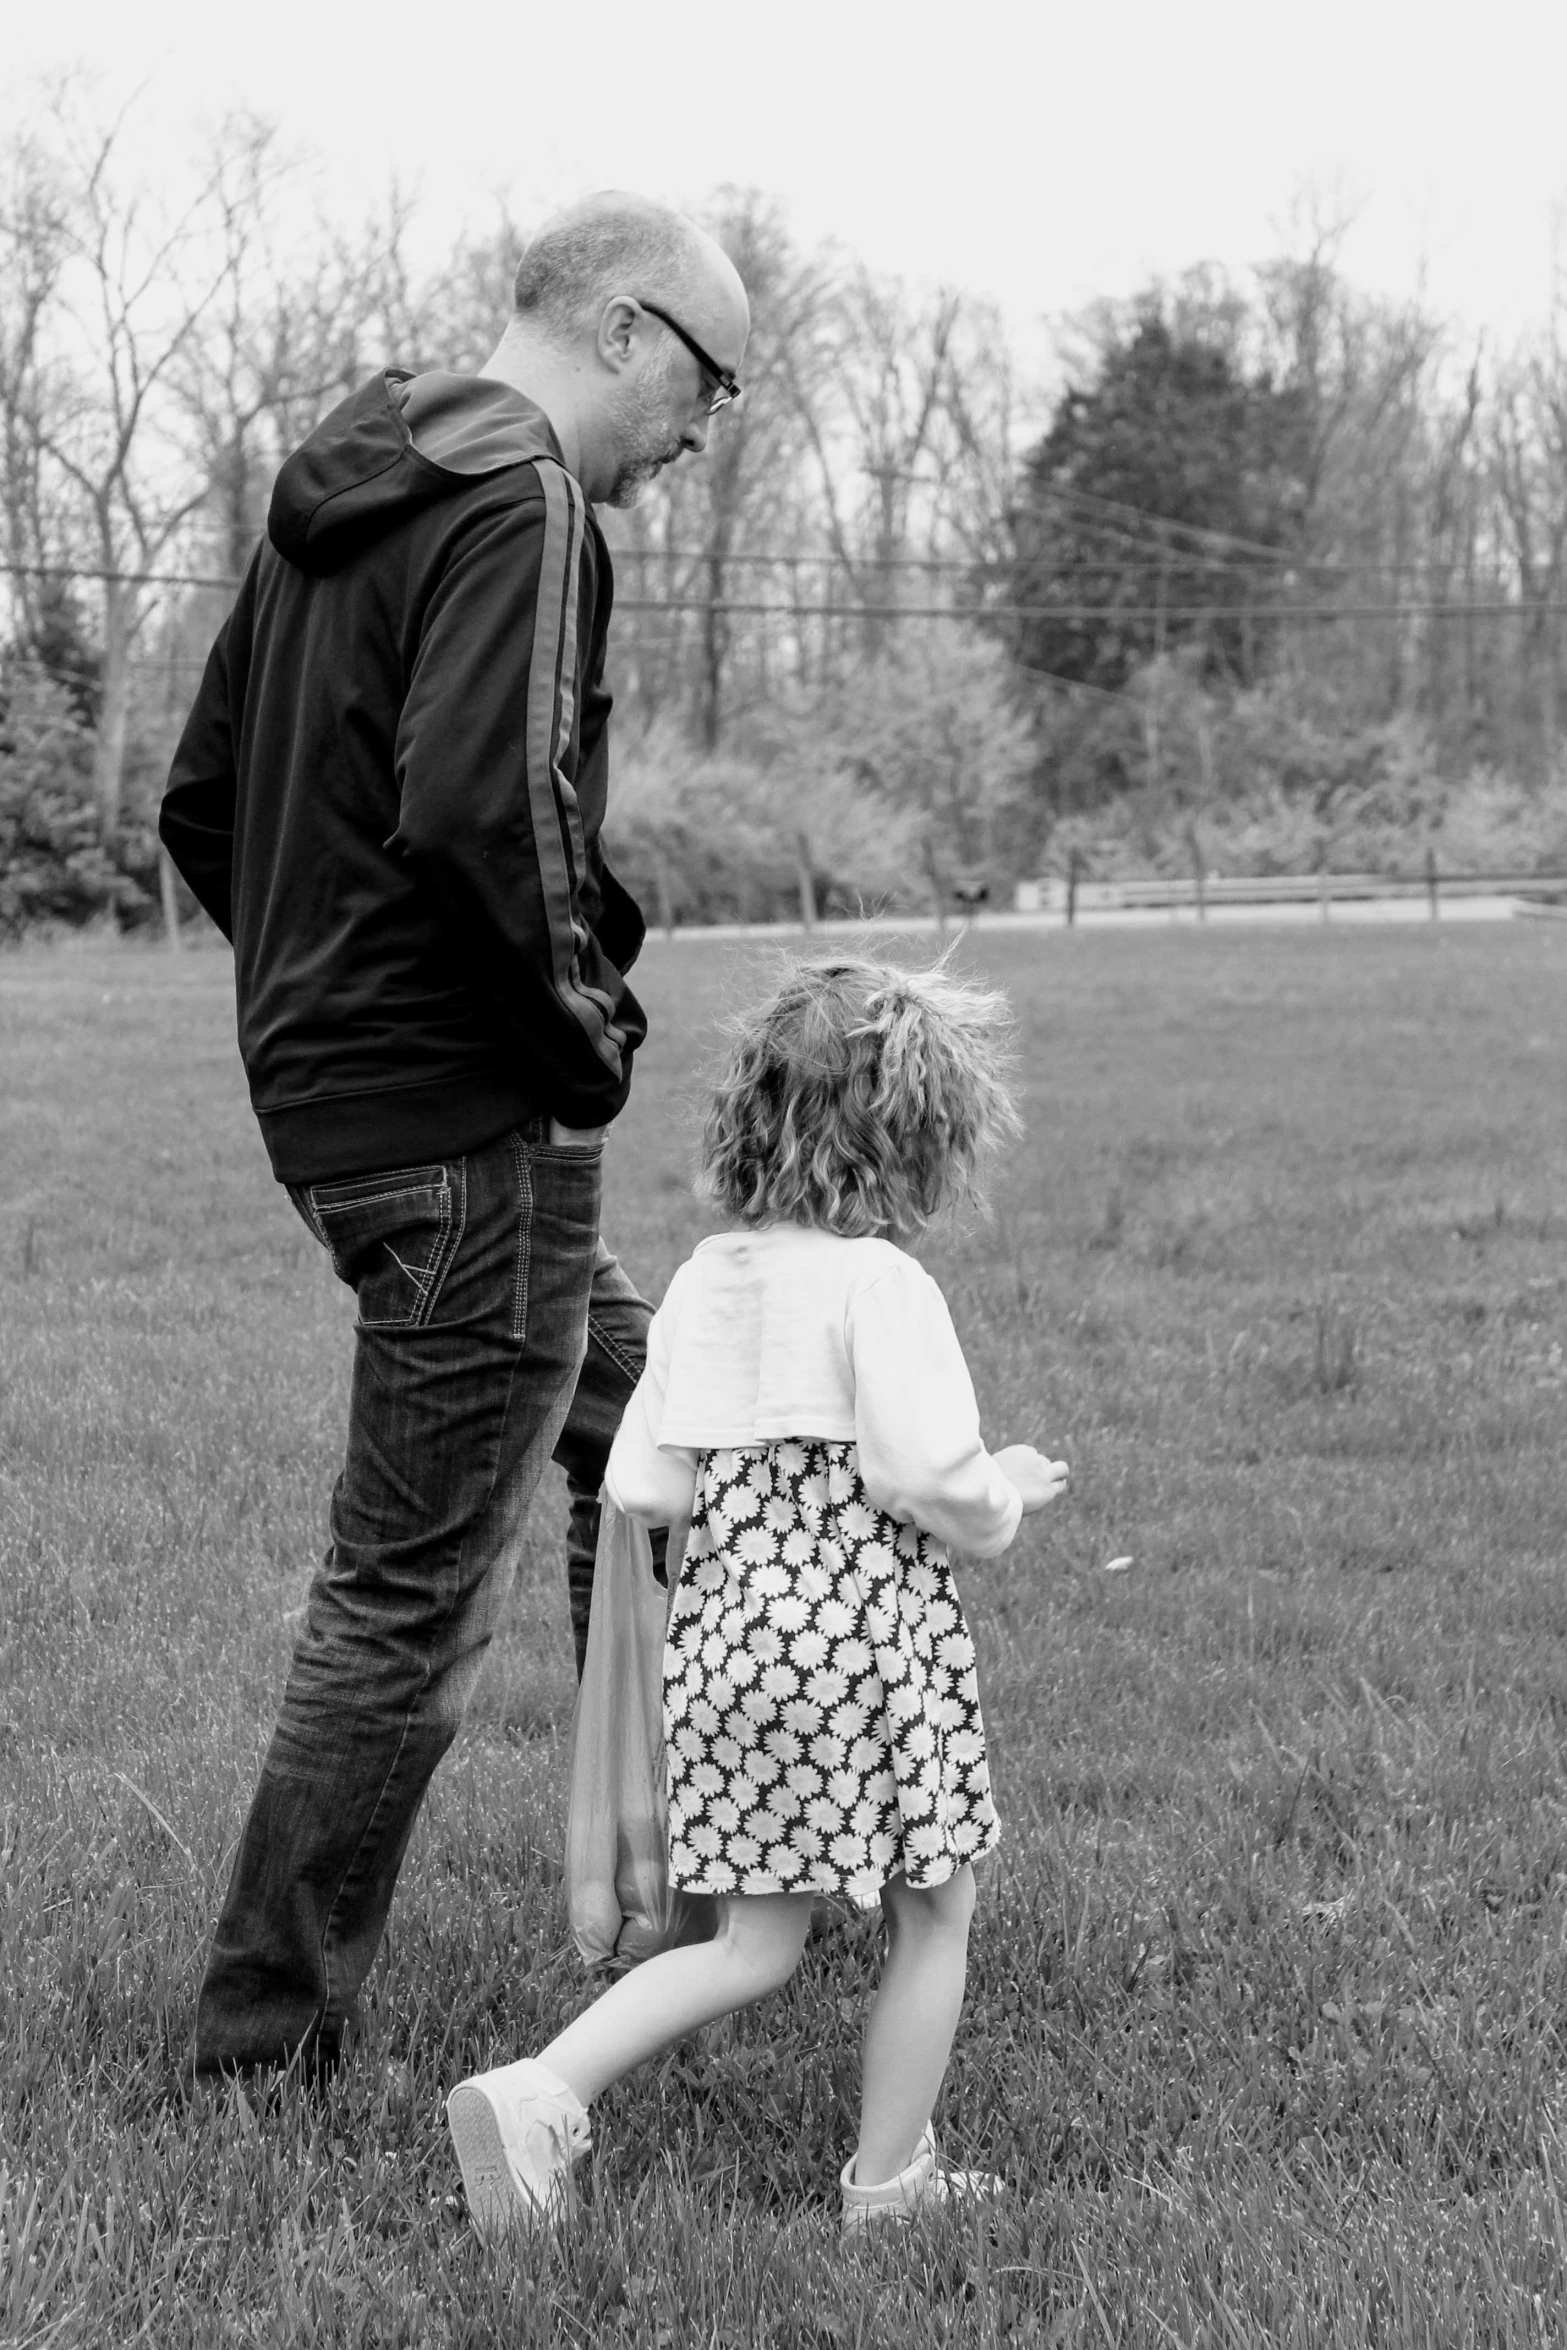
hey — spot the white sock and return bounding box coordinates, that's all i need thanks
[482,2056,588,2116]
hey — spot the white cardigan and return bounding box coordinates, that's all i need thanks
[605,1225,1023,1557]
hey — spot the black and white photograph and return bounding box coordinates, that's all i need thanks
[4,2,1567,2340]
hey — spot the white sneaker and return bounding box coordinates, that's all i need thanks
[446,2059,591,2240]
[840,2127,1002,2237]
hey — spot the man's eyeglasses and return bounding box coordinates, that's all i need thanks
[637,300,742,413]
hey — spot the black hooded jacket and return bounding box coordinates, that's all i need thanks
[160,369,647,1184]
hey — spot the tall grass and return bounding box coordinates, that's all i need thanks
[3,922,1567,2345]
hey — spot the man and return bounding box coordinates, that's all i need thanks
[160,193,750,2082]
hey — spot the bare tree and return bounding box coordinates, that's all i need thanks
[606,191,833,745]
[768,265,1031,709]
[0,129,72,661]
[1490,342,1567,778]
[173,128,447,598]
[170,115,336,589]
[840,625,1036,926]
[22,97,236,846]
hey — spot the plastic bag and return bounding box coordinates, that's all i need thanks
[564,1498,716,1967]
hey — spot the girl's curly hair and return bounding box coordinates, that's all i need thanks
[697,955,1021,1241]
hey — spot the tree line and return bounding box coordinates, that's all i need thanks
[4,90,1567,940]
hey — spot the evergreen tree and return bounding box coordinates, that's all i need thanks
[1011,311,1308,691]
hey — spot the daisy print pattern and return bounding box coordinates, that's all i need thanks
[663,1441,1000,1907]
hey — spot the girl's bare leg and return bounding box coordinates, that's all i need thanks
[854,1866,976,2186]
[540,1891,815,2107]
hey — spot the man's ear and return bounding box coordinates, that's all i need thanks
[598,296,639,373]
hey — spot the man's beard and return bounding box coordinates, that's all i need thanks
[604,451,671,509]
[603,355,684,509]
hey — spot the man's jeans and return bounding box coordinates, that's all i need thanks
[193,1122,651,2079]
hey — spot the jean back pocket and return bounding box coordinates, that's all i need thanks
[296,1163,464,1329]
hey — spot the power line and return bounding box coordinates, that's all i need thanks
[617,597,1567,622]
[1014,491,1521,588]
[615,548,998,573]
[3,561,241,591]
[6,560,1565,624]
[1023,481,1304,565]
[1023,480,1402,574]
[7,553,989,586]
[3,545,1542,596]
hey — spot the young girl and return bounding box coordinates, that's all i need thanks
[447,955,1067,2239]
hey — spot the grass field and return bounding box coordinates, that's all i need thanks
[4,919,1567,2347]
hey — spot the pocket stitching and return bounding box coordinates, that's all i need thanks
[587,1309,644,1387]
[354,1189,449,1329]
[310,1175,448,1214]
[303,1167,462,1330]
[414,1159,467,1329]
[395,1187,452,1329]
[508,1130,532,1344]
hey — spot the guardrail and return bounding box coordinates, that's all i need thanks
[1015,868,1567,917]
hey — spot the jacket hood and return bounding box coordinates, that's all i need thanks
[267,371,567,575]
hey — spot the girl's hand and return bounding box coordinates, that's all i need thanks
[995,1444,1070,1513]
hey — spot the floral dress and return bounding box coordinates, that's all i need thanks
[663,1437,999,1908]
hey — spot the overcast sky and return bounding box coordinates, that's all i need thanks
[12,0,1567,377]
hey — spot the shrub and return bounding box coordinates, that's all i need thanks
[0,665,162,936]
[604,717,923,927]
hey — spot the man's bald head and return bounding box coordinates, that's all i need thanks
[513,194,737,350]
[486,191,749,506]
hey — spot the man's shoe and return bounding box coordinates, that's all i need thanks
[446,2058,591,2241]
